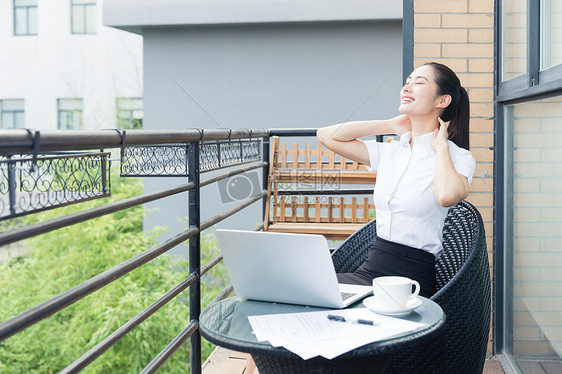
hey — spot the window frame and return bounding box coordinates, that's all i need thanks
[497,0,562,104]
[13,0,38,36]
[57,98,83,130]
[0,99,25,129]
[70,0,97,35]
[494,0,562,362]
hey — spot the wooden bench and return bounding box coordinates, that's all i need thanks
[263,136,377,240]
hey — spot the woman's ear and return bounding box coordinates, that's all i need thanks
[436,94,452,109]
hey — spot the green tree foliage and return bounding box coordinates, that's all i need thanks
[0,175,227,373]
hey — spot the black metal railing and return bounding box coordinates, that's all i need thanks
[0,128,277,374]
[1,127,364,373]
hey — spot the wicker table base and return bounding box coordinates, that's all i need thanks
[252,352,391,374]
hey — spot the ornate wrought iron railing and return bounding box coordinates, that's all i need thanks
[0,151,111,220]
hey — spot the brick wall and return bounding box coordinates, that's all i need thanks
[412,0,495,354]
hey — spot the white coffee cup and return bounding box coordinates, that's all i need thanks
[372,276,420,309]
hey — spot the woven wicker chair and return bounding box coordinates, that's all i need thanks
[331,200,491,374]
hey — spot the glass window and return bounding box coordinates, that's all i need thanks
[58,99,83,130]
[541,0,562,69]
[71,0,96,35]
[502,0,527,80]
[116,98,143,129]
[14,0,38,36]
[0,99,25,129]
[505,97,562,370]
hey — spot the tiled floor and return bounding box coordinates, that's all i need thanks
[202,348,257,374]
[484,357,505,374]
[203,347,508,374]
[516,360,562,374]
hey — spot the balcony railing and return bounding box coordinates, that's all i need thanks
[0,127,318,373]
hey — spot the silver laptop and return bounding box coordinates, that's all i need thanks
[215,229,372,309]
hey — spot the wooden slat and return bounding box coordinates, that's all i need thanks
[363,197,369,223]
[280,199,286,221]
[352,197,357,224]
[327,197,333,223]
[263,136,280,231]
[339,197,345,223]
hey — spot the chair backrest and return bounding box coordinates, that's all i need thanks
[331,201,491,373]
[386,201,491,373]
[435,200,484,292]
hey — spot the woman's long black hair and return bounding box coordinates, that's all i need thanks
[425,62,470,150]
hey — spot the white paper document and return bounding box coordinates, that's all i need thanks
[248,308,425,360]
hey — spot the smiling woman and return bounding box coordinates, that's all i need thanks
[316,62,476,298]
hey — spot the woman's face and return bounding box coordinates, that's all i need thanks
[399,65,447,118]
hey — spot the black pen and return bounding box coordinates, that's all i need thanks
[327,314,379,326]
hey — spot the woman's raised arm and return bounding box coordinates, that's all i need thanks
[316,115,411,167]
[431,118,470,207]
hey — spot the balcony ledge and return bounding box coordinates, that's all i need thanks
[103,0,402,35]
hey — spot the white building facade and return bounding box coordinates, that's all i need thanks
[0,0,143,131]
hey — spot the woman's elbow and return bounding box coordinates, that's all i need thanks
[316,128,328,145]
[435,176,470,207]
[436,196,457,208]
[435,190,467,207]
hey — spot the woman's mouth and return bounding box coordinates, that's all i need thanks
[401,96,414,104]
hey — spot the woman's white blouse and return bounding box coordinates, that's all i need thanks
[363,131,476,256]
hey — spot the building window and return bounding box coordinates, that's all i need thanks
[116,98,143,129]
[14,0,38,36]
[498,0,562,371]
[498,0,562,102]
[58,99,83,130]
[71,0,96,35]
[504,97,562,369]
[0,100,25,129]
[501,0,527,81]
[540,0,562,70]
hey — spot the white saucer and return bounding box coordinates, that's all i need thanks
[363,296,422,317]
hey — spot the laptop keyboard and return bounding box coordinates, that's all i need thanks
[341,292,356,301]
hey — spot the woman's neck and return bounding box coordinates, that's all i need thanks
[408,116,439,147]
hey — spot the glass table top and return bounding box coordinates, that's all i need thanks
[199,296,445,355]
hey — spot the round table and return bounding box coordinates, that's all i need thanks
[199,297,445,374]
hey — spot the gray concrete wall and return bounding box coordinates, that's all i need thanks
[141,21,403,255]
